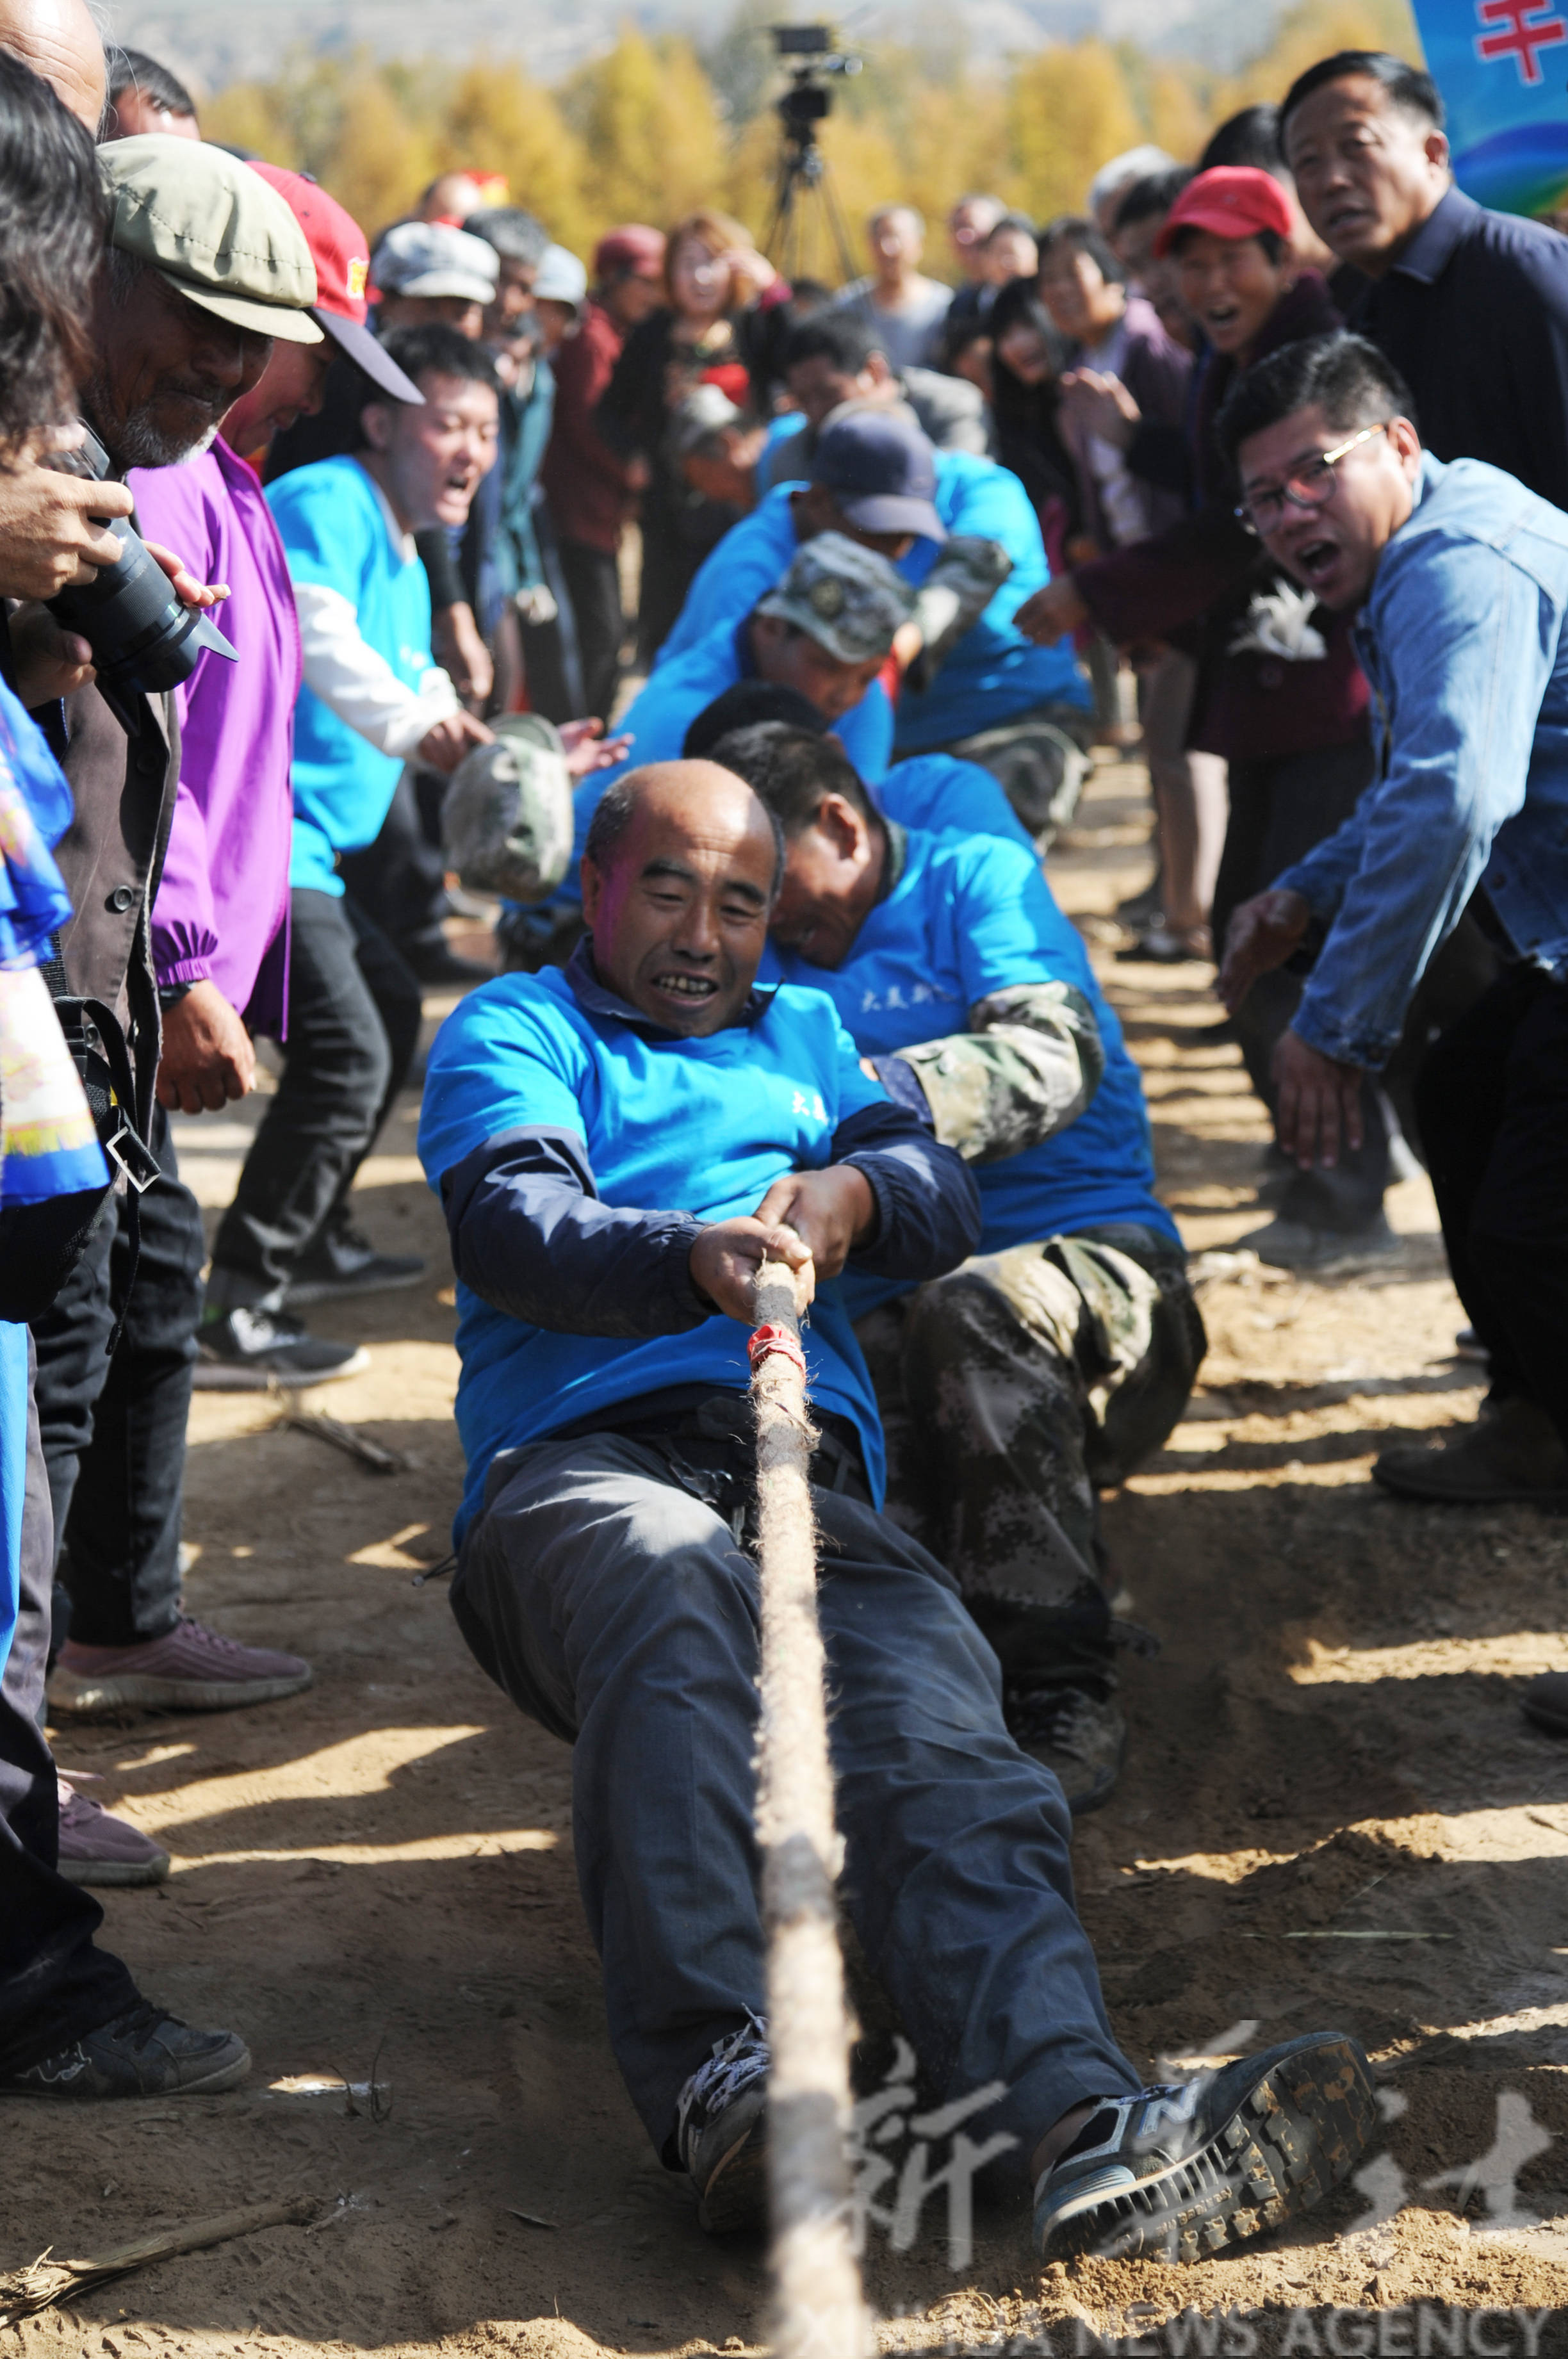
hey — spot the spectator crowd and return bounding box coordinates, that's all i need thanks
[2,0,1567,2282]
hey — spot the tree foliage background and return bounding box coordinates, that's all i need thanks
[201,0,1420,265]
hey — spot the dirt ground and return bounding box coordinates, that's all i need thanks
[9,756,1568,2358]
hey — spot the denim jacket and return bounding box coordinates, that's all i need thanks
[1277,453,1568,1068]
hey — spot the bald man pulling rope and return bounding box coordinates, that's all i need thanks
[418,758,1375,2264]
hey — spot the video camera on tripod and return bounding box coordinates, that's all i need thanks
[766,25,863,279]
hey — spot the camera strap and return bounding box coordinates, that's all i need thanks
[40,963,159,1352]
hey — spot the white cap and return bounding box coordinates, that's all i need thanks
[372,220,499,304]
[532,243,587,310]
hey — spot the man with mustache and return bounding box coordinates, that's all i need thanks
[22,143,326,1797]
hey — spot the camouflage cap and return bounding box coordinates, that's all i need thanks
[755,530,915,665]
[441,715,575,904]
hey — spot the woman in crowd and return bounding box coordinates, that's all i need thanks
[1016,167,1396,1260]
[593,207,791,660]
[985,277,1081,576]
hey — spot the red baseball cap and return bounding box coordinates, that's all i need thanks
[593,224,667,282]
[1153,167,1295,259]
[250,163,424,404]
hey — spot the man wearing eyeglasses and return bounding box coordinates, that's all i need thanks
[1218,330,1568,1512]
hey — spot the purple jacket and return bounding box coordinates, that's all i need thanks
[134,437,298,1035]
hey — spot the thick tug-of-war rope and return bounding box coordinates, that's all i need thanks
[749,1261,877,2359]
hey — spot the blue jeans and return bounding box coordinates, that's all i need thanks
[452,1424,1139,2167]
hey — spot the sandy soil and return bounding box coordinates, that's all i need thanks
[9,758,1568,2358]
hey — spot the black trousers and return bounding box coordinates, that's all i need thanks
[338,767,448,964]
[0,1337,137,2073]
[559,540,625,724]
[31,1106,199,1647]
[208,886,423,1315]
[1416,962,1568,1446]
[1213,740,1392,1230]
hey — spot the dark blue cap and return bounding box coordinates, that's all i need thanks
[810,404,947,543]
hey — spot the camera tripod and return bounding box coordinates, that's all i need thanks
[762,95,862,289]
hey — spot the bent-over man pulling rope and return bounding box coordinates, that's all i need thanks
[418,758,1376,2296]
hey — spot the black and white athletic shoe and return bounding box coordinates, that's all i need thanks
[0,2002,250,2100]
[675,2014,770,2234]
[1034,2032,1376,2263]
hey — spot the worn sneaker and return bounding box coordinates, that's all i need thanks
[1373,1398,1568,1508]
[676,2016,770,2233]
[0,2000,250,2100]
[56,1777,170,1886]
[1006,1681,1125,1816]
[1034,2032,1376,2264]
[285,1221,426,1308]
[1235,1211,1400,1271]
[194,1305,369,1390]
[48,1616,313,1716]
[405,936,490,986]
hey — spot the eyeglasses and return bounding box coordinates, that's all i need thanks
[1234,422,1391,534]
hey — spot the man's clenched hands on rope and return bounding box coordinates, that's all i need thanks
[690,1168,876,1325]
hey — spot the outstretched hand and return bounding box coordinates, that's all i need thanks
[1013,575,1089,645]
[1217,888,1312,1013]
[559,717,634,779]
[1058,368,1141,450]
[1273,1027,1366,1170]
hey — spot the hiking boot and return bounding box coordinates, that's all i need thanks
[56,1778,170,1886]
[1006,1681,1125,1815]
[49,1616,313,1716]
[1033,2032,1376,2263]
[675,2016,770,2233]
[194,1305,368,1390]
[0,2000,250,2100]
[1236,1211,1400,1271]
[1373,1398,1568,1508]
[285,1221,425,1307]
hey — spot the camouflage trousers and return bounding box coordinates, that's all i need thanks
[854,1223,1205,1685]
[935,701,1097,845]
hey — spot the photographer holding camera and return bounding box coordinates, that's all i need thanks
[22,143,331,1800]
[0,51,253,2100]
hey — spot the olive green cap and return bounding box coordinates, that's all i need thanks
[99,135,323,345]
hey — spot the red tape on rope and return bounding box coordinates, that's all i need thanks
[748,1321,806,1378]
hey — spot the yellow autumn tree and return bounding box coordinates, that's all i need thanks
[201,79,300,165]
[570,28,728,242]
[1006,42,1145,220]
[317,73,439,240]
[1232,0,1423,107]
[434,60,589,250]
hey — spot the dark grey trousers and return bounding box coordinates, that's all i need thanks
[452,1424,1138,2167]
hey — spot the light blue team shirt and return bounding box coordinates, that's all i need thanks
[878,753,1035,854]
[268,456,436,897]
[772,826,1175,1318]
[1278,452,1568,1069]
[418,965,891,1535]
[653,463,1090,750]
[564,617,894,899]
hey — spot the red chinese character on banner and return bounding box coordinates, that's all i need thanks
[1475,0,1568,82]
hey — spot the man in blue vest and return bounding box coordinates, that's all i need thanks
[417,756,1369,2264]
[708,722,1203,1815]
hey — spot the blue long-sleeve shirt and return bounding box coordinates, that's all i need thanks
[419,938,980,1533]
[1277,452,1568,1068]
